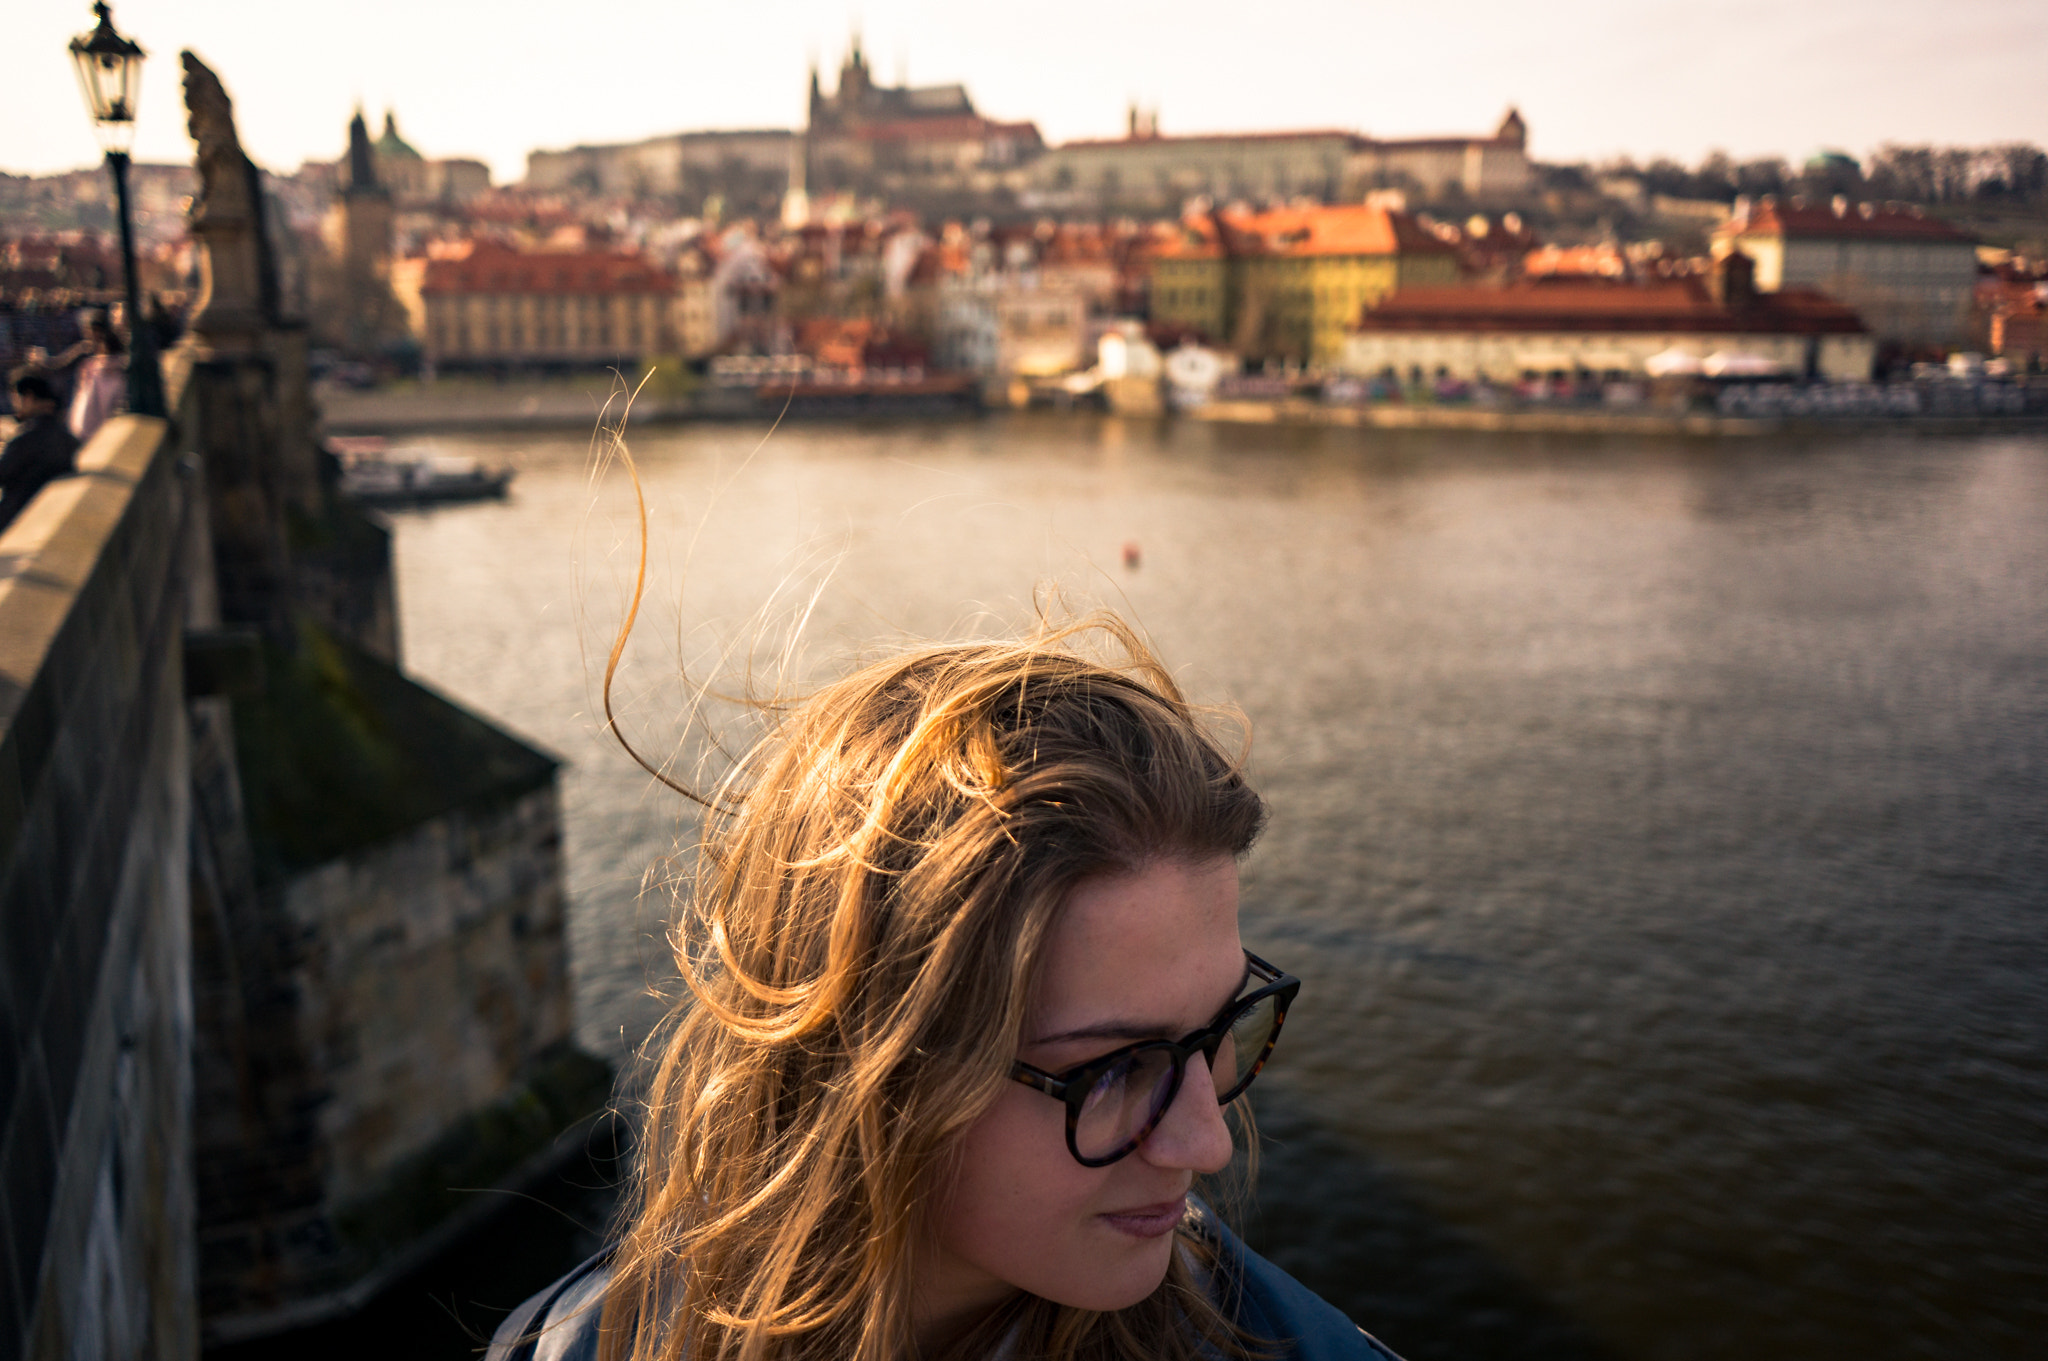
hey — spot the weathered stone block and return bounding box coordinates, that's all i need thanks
[192,619,591,1335]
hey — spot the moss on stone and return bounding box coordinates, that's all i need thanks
[230,616,558,881]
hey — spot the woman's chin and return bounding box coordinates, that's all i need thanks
[1051,1234,1176,1311]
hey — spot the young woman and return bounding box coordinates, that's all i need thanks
[489,618,1399,1361]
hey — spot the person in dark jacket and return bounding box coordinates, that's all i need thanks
[489,617,1401,1361]
[489,1202,1398,1361]
[0,374,80,535]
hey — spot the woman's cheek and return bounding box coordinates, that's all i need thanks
[931,1088,1102,1293]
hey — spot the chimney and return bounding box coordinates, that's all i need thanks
[1709,249,1757,307]
[1128,104,1140,139]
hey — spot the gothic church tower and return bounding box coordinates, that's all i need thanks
[316,108,406,357]
[338,108,393,280]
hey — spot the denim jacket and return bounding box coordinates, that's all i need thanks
[485,1203,1401,1361]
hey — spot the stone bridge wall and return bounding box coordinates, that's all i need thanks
[0,374,202,1360]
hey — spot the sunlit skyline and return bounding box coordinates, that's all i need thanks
[7,0,2046,185]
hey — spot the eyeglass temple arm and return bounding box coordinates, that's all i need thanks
[1009,1063,1064,1097]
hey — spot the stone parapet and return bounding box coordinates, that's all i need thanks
[0,389,202,1361]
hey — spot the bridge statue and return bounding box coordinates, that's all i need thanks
[182,52,269,348]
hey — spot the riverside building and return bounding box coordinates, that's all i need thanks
[1340,251,1876,382]
[1150,203,1462,365]
[411,241,677,370]
[1713,197,1978,351]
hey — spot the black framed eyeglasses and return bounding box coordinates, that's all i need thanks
[1009,950,1300,1167]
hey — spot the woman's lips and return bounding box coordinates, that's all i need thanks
[1098,1196,1187,1239]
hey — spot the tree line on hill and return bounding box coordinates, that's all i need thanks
[1553,142,2048,206]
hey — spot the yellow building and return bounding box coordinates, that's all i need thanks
[1150,204,1461,364]
[672,241,720,359]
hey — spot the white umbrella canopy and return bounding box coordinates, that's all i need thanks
[1703,351,1785,377]
[1165,344,1225,393]
[1643,347,1706,377]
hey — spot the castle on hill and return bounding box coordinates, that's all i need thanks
[520,40,1525,218]
[800,36,1045,206]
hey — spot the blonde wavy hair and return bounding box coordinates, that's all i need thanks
[592,457,1267,1361]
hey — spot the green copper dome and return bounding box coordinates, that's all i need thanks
[376,111,422,161]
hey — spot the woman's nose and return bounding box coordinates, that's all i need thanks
[1139,1055,1234,1174]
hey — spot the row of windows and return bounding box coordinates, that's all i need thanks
[429,314,649,354]
[1159,257,1390,276]
[444,295,657,319]
[1157,282,1386,313]
[1004,311,1073,334]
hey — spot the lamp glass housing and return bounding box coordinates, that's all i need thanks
[70,4,146,156]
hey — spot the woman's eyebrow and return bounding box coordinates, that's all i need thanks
[1029,960,1253,1048]
[1030,1018,1179,1046]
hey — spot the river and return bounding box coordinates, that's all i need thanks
[385,413,2047,1361]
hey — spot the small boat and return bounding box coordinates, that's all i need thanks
[332,438,514,507]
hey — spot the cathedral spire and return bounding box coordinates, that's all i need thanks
[346,105,379,192]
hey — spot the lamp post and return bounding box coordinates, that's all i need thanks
[69,1,164,417]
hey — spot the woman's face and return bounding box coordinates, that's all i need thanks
[919,855,1245,1335]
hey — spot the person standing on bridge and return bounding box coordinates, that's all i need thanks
[0,373,81,535]
[63,313,128,446]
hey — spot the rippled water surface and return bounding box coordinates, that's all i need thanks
[388,415,2048,1360]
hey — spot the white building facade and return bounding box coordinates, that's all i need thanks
[1342,264,1876,382]
[1716,198,1978,350]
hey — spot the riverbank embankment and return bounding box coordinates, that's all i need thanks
[317,379,686,434]
[316,380,2048,439]
[1192,397,2048,437]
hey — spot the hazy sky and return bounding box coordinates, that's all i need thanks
[8,0,2046,185]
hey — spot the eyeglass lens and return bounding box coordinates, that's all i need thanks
[1071,992,1281,1161]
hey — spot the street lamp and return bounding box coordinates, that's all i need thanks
[69,1,164,417]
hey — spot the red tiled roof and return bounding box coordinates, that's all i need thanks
[906,241,971,285]
[1720,199,1974,243]
[1151,204,1458,261]
[1355,279,1867,335]
[420,243,674,295]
